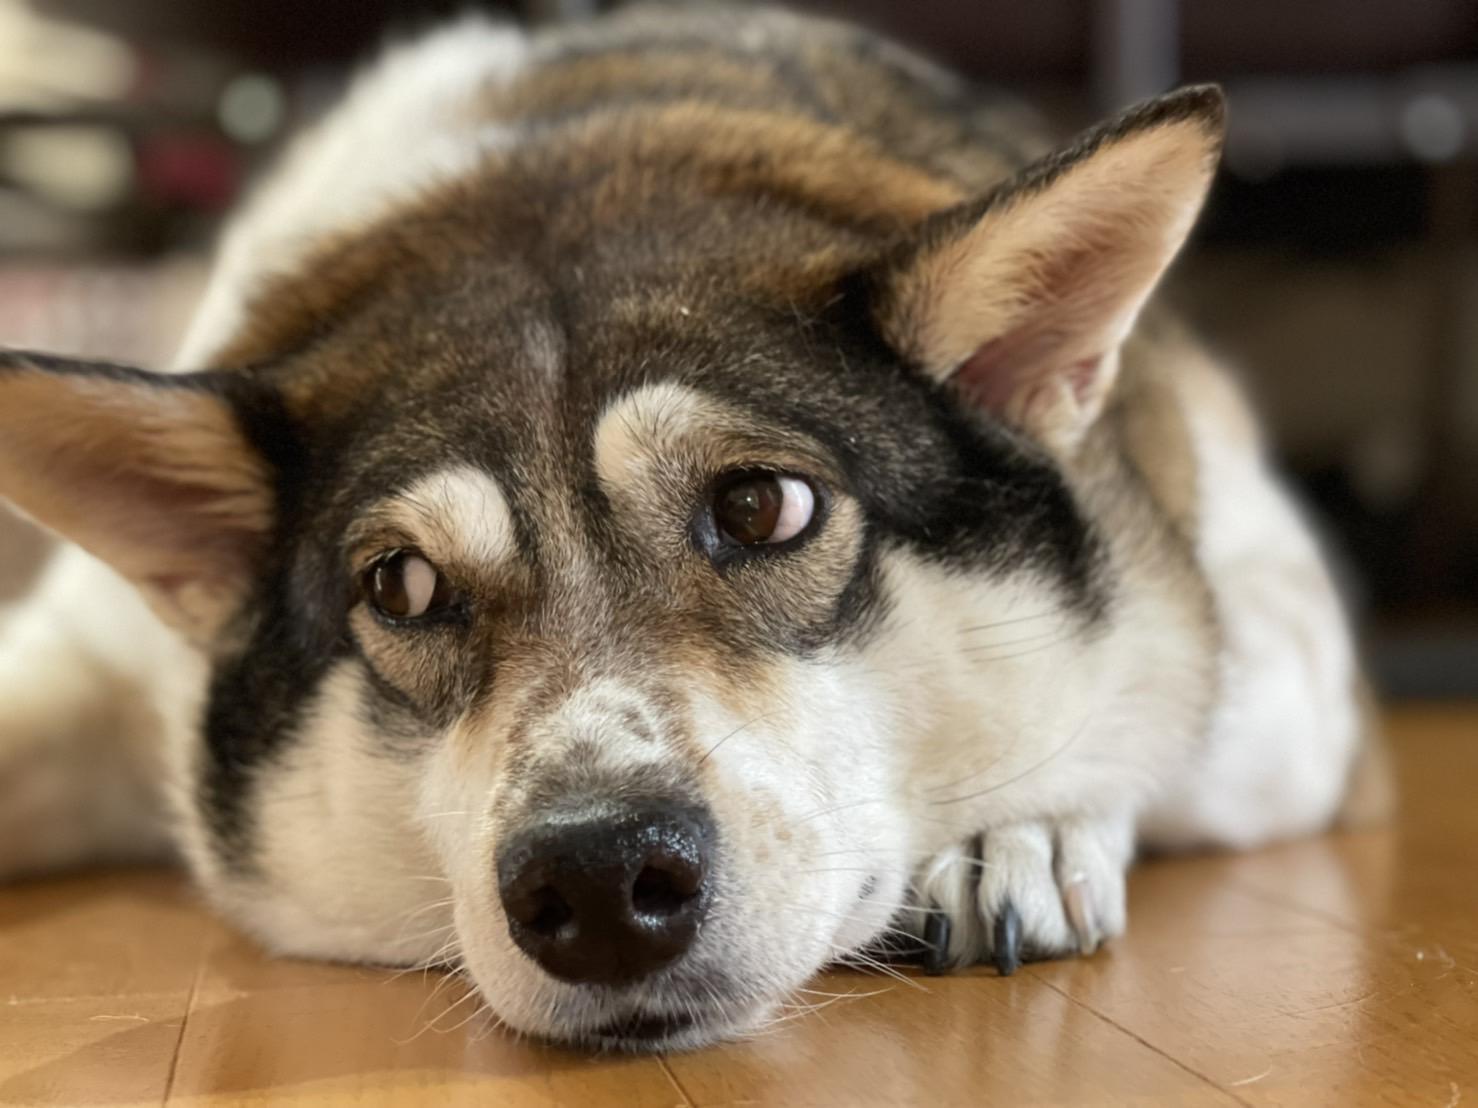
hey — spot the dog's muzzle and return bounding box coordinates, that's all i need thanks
[496,799,715,986]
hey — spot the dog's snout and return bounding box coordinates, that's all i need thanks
[496,803,714,985]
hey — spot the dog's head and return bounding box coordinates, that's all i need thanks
[0,81,1221,1048]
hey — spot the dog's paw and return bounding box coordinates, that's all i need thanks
[910,814,1133,975]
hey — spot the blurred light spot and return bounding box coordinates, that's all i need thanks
[4,126,133,211]
[219,74,286,144]
[0,2,136,104]
[1400,94,1465,163]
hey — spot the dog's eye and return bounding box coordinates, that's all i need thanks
[712,473,815,546]
[365,550,455,620]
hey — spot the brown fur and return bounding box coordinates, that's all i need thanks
[0,6,1380,1052]
[0,358,272,636]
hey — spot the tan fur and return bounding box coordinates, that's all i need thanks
[880,113,1222,452]
[0,7,1380,1052]
[0,364,271,638]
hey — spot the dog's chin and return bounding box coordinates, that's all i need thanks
[502,992,767,1053]
[481,973,772,1053]
[562,1002,752,1053]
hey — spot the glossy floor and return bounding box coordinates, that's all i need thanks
[1,706,1474,1106]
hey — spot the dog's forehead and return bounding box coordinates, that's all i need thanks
[261,243,883,517]
[228,156,1087,613]
[231,128,906,418]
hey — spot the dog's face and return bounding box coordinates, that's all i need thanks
[0,82,1222,1048]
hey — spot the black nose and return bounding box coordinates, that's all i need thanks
[496,802,715,986]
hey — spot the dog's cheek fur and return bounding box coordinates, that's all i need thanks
[685,653,914,988]
[182,662,451,966]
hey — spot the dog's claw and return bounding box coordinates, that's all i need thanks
[912,817,1129,974]
[922,906,952,975]
[992,901,1022,976]
[1062,877,1100,955]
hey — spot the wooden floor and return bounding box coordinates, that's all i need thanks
[1,706,1474,1107]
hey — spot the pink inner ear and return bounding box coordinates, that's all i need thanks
[948,238,1130,424]
[940,213,1150,427]
[954,325,1104,418]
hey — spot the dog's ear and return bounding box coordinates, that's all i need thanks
[0,350,283,642]
[872,85,1224,453]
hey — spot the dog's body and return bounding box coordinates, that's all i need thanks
[0,5,1378,1049]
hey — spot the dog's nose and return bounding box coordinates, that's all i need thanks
[496,803,714,985]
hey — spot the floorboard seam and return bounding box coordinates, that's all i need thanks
[158,953,205,1105]
[656,1054,699,1107]
[1222,876,1368,934]
[1027,971,1255,1107]
[1230,879,1478,984]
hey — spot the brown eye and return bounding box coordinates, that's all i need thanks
[712,473,816,546]
[366,550,454,620]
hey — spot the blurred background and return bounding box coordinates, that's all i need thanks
[0,0,1474,696]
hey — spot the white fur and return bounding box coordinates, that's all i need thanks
[0,15,1368,1053]
[1140,357,1362,849]
[175,16,528,370]
[436,649,912,1045]
[0,546,202,878]
[190,664,450,967]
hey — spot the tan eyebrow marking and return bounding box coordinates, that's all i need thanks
[349,464,516,571]
[592,381,841,494]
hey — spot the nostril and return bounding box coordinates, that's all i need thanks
[631,860,702,918]
[528,885,574,938]
[496,801,716,985]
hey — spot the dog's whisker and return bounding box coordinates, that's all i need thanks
[394,973,478,1045]
[830,947,927,990]
[698,709,780,766]
[791,796,888,827]
[438,993,494,1036]
[960,631,1080,663]
[959,623,1070,647]
[391,922,459,951]
[955,609,1065,636]
[385,896,457,947]
[929,714,1093,807]
[383,946,462,985]
[469,1006,506,1042]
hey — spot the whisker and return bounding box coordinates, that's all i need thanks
[958,626,1080,662]
[394,974,478,1045]
[791,796,886,827]
[832,947,927,990]
[792,984,892,1001]
[698,709,779,765]
[956,610,1064,636]
[439,994,494,1036]
[391,922,458,951]
[930,714,1092,807]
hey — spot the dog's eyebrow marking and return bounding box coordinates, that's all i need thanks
[354,464,516,568]
[592,382,843,504]
[592,382,717,489]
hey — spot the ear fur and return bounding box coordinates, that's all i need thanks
[873,84,1226,453]
[0,350,278,642]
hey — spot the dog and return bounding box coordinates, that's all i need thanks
[0,3,1383,1051]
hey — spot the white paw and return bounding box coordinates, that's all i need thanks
[909,814,1133,974]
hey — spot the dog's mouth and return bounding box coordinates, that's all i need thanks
[584,1007,698,1047]
[561,986,746,1052]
